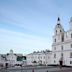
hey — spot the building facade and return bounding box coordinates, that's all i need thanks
[0,50,27,67]
[52,17,72,66]
[26,50,52,65]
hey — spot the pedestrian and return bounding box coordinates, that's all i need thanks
[59,60,63,69]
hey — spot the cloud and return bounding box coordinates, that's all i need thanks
[0,28,51,54]
[0,3,50,36]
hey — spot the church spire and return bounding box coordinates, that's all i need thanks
[57,17,60,24]
[54,17,64,35]
[58,17,60,21]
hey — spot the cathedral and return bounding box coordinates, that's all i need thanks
[52,17,72,66]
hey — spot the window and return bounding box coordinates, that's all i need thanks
[61,53,63,57]
[70,61,72,64]
[71,44,72,48]
[71,34,72,38]
[61,34,64,42]
[70,52,72,58]
[54,60,56,63]
[61,46,63,50]
[55,39,56,42]
[54,54,56,58]
[60,30,61,32]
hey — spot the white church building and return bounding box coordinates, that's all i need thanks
[26,17,72,66]
[26,50,52,66]
[52,17,72,66]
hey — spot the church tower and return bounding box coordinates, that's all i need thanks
[53,17,65,43]
[52,17,65,65]
[54,17,64,35]
[52,17,72,66]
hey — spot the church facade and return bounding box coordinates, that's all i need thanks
[52,17,72,66]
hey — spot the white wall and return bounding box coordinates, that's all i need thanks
[26,52,52,65]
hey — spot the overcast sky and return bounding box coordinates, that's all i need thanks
[0,0,72,54]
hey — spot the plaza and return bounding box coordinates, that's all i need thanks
[0,66,72,72]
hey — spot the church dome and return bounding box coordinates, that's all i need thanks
[10,49,13,54]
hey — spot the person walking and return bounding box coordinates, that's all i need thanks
[59,57,63,69]
[59,60,63,69]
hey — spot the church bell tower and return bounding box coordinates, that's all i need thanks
[54,17,64,35]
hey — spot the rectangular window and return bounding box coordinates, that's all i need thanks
[55,39,56,42]
[62,35,64,42]
[61,46,63,50]
[70,61,72,64]
[61,53,63,57]
[60,30,61,32]
[54,54,56,58]
[70,52,72,58]
[54,60,56,63]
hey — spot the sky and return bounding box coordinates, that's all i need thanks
[0,0,72,54]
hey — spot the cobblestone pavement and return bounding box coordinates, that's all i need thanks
[0,66,72,72]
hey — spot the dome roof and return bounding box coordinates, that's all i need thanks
[10,49,13,54]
